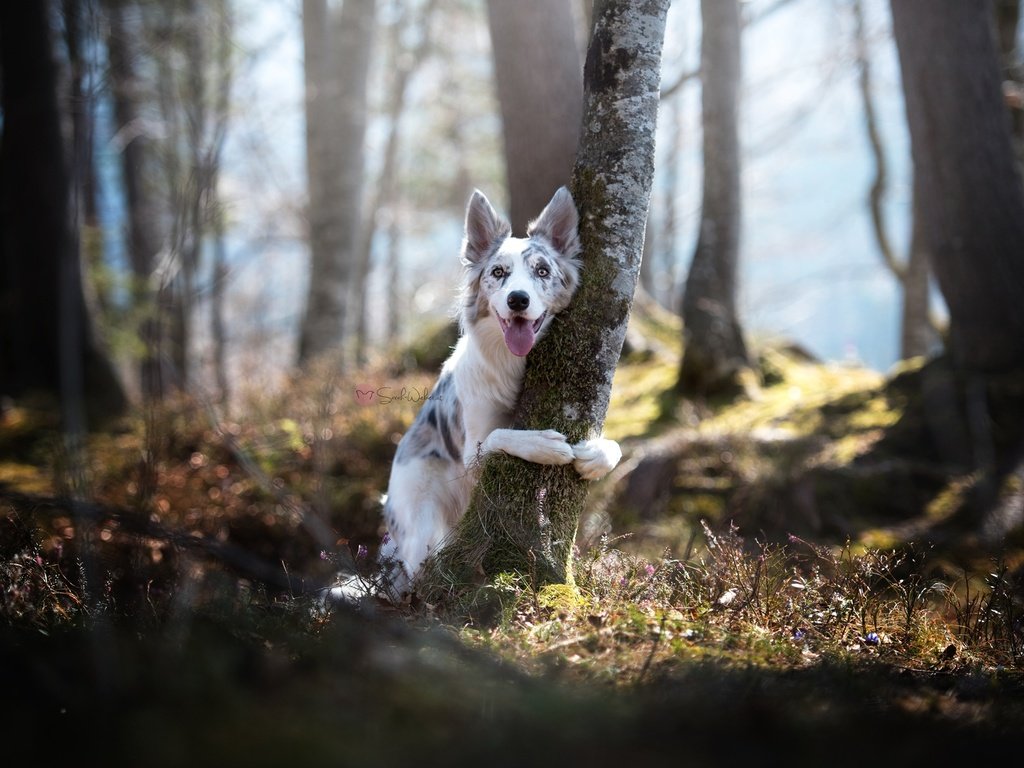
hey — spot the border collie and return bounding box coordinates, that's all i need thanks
[346,187,621,603]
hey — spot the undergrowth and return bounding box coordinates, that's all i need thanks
[447,524,1023,683]
[3,337,1024,768]
[4,482,1021,678]
[2,343,1022,678]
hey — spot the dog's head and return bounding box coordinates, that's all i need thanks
[459,187,581,357]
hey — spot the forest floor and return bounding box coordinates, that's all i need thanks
[2,310,1023,765]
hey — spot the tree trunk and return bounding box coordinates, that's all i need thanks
[900,190,934,360]
[207,0,233,407]
[175,0,208,390]
[105,0,166,400]
[660,93,683,313]
[297,0,376,366]
[485,0,584,235]
[353,0,435,365]
[994,0,1023,171]
[151,2,188,393]
[64,0,108,318]
[421,0,669,596]
[639,213,656,296]
[384,212,402,344]
[851,0,934,361]
[891,0,1024,373]
[995,0,1021,56]
[677,0,750,398]
[0,0,126,423]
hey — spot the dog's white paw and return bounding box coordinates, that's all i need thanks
[481,428,576,465]
[572,438,622,481]
[525,429,576,465]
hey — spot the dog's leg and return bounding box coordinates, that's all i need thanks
[571,437,622,481]
[477,428,576,465]
[380,456,468,597]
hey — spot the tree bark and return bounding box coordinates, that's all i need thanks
[421,0,669,596]
[851,0,934,360]
[900,189,934,360]
[677,0,750,399]
[207,0,233,407]
[105,0,164,399]
[891,0,1024,373]
[0,0,125,422]
[297,0,376,366]
[352,0,435,365]
[63,0,107,318]
[995,0,1021,56]
[660,93,683,313]
[994,0,1023,171]
[485,0,584,235]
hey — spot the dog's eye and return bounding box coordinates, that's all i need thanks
[536,266,550,278]
[490,266,507,279]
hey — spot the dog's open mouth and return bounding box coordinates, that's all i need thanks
[498,313,547,356]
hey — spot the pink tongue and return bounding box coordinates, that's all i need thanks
[503,317,536,356]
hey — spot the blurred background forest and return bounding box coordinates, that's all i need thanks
[2,0,1024,572]
[9,0,1023,411]
[2,0,1024,588]
[3,1,1024,762]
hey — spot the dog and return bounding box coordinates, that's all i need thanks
[337,187,621,604]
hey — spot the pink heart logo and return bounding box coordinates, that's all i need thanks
[354,387,376,405]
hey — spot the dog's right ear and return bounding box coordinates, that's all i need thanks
[462,190,511,264]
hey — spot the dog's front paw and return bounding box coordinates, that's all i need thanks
[572,438,622,481]
[483,428,576,465]
[528,429,576,465]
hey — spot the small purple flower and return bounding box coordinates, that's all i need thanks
[319,550,329,561]
[381,531,390,546]
[644,564,656,578]
[793,628,806,641]
[356,544,368,560]
[864,631,880,646]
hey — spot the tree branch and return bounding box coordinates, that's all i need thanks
[853,0,905,282]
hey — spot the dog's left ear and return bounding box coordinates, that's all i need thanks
[527,186,580,258]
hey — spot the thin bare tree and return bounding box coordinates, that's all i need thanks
[105,0,165,399]
[851,0,934,360]
[677,0,751,399]
[297,0,377,366]
[352,0,438,364]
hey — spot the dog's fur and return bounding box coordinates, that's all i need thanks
[356,187,620,602]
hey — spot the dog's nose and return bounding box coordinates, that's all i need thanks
[507,291,530,312]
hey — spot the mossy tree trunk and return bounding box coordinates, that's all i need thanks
[420,0,669,598]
